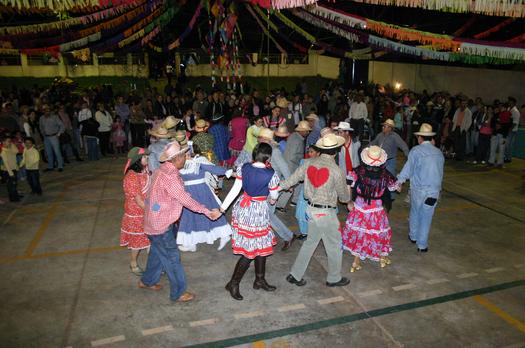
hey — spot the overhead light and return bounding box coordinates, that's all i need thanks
[394,82,402,90]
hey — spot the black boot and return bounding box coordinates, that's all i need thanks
[225,257,251,300]
[253,256,276,291]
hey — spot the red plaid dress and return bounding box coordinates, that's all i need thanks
[120,171,150,250]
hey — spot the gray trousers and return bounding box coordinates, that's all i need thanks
[269,204,294,241]
[290,206,343,283]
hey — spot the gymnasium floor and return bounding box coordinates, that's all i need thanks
[0,157,524,348]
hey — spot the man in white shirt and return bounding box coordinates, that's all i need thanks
[347,95,368,139]
[451,100,472,161]
[504,97,520,163]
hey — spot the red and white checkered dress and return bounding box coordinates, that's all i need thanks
[120,171,150,250]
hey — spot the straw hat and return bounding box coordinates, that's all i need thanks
[414,123,436,136]
[295,120,312,132]
[360,145,387,167]
[274,125,290,137]
[314,133,345,149]
[335,121,353,132]
[175,130,187,145]
[195,119,207,132]
[148,126,176,139]
[276,97,289,108]
[124,147,149,173]
[257,127,275,142]
[162,116,181,130]
[382,119,395,128]
[159,141,189,162]
[305,113,319,121]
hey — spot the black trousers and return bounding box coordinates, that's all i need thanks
[130,123,147,147]
[2,170,19,202]
[452,128,466,160]
[99,131,111,156]
[476,134,491,162]
[350,118,365,139]
[26,169,42,194]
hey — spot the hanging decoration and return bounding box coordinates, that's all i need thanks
[246,4,287,54]
[270,0,319,10]
[346,0,525,18]
[0,0,139,13]
[168,2,203,50]
[71,47,91,62]
[473,18,514,39]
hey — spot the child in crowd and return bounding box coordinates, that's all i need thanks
[111,116,126,154]
[0,135,22,202]
[20,137,42,195]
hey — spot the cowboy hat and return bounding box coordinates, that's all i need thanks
[161,116,181,130]
[335,121,353,132]
[314,133,345,149]
[257,127,275,142]
[295,120,312,132]
[360,145,387,167]
[414,123,436,136]
[175,130,188,145]
[305,113,319,121]
[195,119,207,132]
[276,97,289,109]
[274,125,290,137]
[382,119,395,128]
[124,147,149,173]
[148,126,176,139]
[159,141,189,162]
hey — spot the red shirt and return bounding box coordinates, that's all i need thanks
[143,161,211,235]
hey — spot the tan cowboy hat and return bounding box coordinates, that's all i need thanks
[276,97,289,108]
[361,145,387,167]
[382,119,395,128]
[195,119,207,132]
[314,133,345,149]
[148,126,176,139]
[159,141,189,162]
[162,116,181,130]
[274,125,290,137]
[305,113,319,121]
[257,127,275,142]
[175,130,188,145]
[295,120,312,132]
[414,123,436,136]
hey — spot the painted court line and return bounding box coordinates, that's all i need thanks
[91,335,126,346]
[317,296,345,305]
[474,295,525,334]
[357,289,383,297]
[392,283,416,291]
[142,325,174,336]
[485,267,505,273]
[426,278,450,285]
[457,272,478,279]
[189,318,219,327]
[277,304,306,312]
[234,311,265,320]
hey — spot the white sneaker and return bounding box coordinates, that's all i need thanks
[217,236,231,251]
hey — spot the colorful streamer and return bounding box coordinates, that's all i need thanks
[168,2,203,50]
[245,4,287,55]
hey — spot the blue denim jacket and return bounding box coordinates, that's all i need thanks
[398,141,444,194]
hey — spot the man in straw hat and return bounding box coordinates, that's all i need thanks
[280,133,351,287]
[161,115,181,132]
[335,121,360,176]
[397,123,444,253]
[139,141,222,302]
[370,119,409,176]
[147,127,176,172]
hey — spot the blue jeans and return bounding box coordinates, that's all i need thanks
[504,131,516,161]
[141,225,187,301]
[85,136,100,161]
[409,189,438,249]
[44,135,63,169]
[269,204,294,241]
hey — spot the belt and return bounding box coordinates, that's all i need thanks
[240,193,267,208]
[307,201,336,209]
[45,133,58,137]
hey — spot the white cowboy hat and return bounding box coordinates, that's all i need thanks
[274,125,290,137]
[335,121,353,132]
[414,123,436,136]
[361,145,387,167]
[314,133,345,149]
[257,127,275,142]
[161,116,181,130]
[382,119,395,128]
[148,127,176,139]
[159,141,190,162]
[295,120,312,132]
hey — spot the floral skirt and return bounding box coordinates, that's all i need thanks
[120,213,150,250]
[341,198,392,262]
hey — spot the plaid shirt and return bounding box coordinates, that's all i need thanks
[144,161,211,235]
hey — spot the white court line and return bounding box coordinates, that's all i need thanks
[485,267,505,273]
[278,304,306,312]
[317,296,345,305]
[234,311,265,320]
[141,325,174,336]
[357,289,383,297]
[457,272,478,279]
[91,335,126,346]
[189,318,218,327]
[426,278,450,285]
[392,284,416,291]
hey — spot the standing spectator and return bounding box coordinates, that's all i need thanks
[153,95,168,118]
[111,116,127,155]
[504,97,520,163]
[81,116,100,161]
[227,112,249,166]
[208,114,231,166]
[115,96,130,148]
[130,103,147,147]
[263,105,285,130]
[451,100,472,161]
[397,124,444,252]
[95,103,113,156]
[474,106,492,164]
[488,104,511,168]
[39,105,64,172]
[1,135,21,202]
[0,102,19,133]
[192,89,208,119]
[58,104,82,162]
[205,91,224,122]
[20,137,42,195]
[348,95,368,139]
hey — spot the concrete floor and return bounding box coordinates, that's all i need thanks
[0,157,524,348]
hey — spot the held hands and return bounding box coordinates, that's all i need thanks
[208,208,222,221]
[347,201,354,211]
[269,199,277,205]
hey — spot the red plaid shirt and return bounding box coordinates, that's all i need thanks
[143,161,211,235]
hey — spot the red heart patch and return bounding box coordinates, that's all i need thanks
[307,166,329,188]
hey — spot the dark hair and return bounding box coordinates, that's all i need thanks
[252,142,272,163]
[25,137,35,144]
[192,143,202,155]
[421,135,434,142]
[318,146,339,156]
[127,160,144,173]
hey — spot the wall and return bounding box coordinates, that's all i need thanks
[369,61,525,104]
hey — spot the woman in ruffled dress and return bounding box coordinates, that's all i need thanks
[341,145,398,272]
[220,143,280,300]
[120,147,151,276]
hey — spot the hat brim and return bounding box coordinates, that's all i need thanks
[295,126,311,132]
[274,131,290,137]
[336,127,354,132]
[315,136,345,149]
[414,131,436,136]
[148,130,176,138]
[360,148,387,167]
[159,146,189,162]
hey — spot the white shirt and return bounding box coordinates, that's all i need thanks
[349,102,368,120]
[78,108,92,123]
[95,110,113,132]
[510,106,520,132]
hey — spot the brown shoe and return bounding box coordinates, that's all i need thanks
[281,235,296,251]
[175,291,195,302]
[138,280,163,291]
